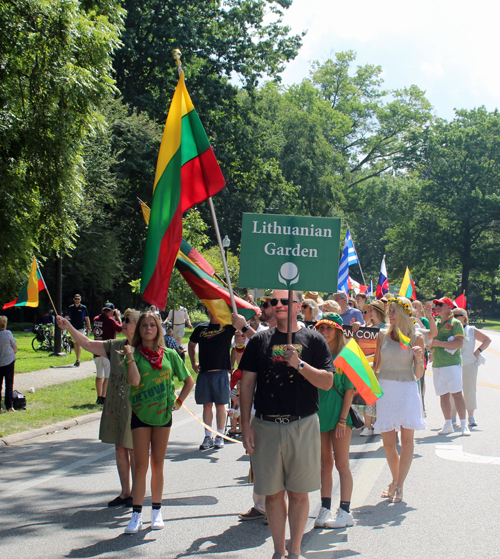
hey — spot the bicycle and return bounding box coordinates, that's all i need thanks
[32,324,73,354]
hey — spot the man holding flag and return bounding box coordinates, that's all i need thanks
[239,290,333,559]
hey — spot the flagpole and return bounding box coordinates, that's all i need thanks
[348,228,367,286]
[34,258,58,316]
[208,198,237,314]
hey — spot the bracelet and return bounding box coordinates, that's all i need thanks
[337,421,347,427]
[478,348,483,353]
[175,398,183,407]
[415,360,424,366]
[126,359,135,364]
[339,417,347,422]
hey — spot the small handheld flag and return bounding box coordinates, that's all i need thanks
[397,328,411,351]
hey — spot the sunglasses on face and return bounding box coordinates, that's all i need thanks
[261,302,270,309]
[122,317,132,324]
[435,303,444,307]
[270,298,298,307]
[362,311,368,314]
[301,304,309,309]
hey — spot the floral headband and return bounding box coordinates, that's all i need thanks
[388,297,412,316]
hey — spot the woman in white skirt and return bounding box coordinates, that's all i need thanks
[373,297,426,503]
[450,308,491,427]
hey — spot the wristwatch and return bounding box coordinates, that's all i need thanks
[297,360,306,371]
[241,324,250,334]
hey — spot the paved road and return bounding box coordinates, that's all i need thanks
[14,360,97,393]
[1,332,500,558]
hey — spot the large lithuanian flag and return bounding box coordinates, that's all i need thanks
[3,257,46,309]
[176,246,257,326]
[141,71,225,310]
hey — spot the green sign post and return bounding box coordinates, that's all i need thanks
[239,213,341,292]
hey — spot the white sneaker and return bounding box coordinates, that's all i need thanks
[124,511,143,534]
[360,427,374,437]
[438,423,454,435]
[461,424,471,436]
[324,507,354,528]
[214,435,224,449]
[151,508,164,530]
[314,506,332,528]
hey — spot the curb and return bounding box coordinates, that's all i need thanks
[0,411,102,447]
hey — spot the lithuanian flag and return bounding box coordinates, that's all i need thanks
[141,70,225,310]
[334,338,383,406]
[399,267,416,300]
[397,328,411,351]
[3,257,46,309]
[176,248,256,326]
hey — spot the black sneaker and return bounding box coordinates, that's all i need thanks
[74,360,80,367]
[96,396,104,405]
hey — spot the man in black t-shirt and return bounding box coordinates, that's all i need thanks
[189,311,235,451]
[240,290,333,559]
[66,294,91,367]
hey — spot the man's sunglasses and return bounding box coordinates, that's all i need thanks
[270,298,298,307]
[434,303,444,307]
[261,302,270,309]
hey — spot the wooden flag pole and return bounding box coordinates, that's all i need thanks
[208,197,237,314]
[34,258,58,317]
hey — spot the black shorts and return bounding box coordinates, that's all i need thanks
[131,413,172,430]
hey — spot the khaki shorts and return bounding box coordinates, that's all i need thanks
[251,413,320,496]
[172,324,185,339]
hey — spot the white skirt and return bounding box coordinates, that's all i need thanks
[374,379,426,433]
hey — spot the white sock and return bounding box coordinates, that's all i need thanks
[460,418,467,427]
[444,419,452,427]
[205,428,212,437]
[217,428,224,436]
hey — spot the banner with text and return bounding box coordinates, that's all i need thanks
[239,213,341,292]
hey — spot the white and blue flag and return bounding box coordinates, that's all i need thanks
[337,228,359,293]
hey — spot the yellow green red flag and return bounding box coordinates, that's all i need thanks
[399,267,416,300]
[333,338,383,406]
[140,70,225,310]
[3,257,46,309]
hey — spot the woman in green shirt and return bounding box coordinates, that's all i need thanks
[314,313,355,530]
[123,311,194,534]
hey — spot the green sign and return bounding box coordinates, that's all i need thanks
[239,213,341,292]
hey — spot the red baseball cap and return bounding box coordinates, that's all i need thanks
[433,297,454,308]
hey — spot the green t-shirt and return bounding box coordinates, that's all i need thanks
[317,367,355,433]
[127,348,191,426]
[432,316,464,368]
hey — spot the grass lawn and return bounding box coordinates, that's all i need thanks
[0,368,192,438]
[0,376,101,438]
[12,331,96,374]
[477,318,500,331]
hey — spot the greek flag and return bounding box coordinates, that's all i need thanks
[338,229,359,292]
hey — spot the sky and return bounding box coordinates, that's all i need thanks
[277,0,500,121]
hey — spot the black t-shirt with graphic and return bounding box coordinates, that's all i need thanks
[190,322,235,372]
[239,327,334,417]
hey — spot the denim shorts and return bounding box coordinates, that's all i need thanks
[195,370,230,405]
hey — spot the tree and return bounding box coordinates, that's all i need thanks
[251,52,433,217]
[0,0,124,301]
[385,108,500,298]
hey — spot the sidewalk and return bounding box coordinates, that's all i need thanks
[14,360,97,394]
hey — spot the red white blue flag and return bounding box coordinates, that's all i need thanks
[376,256,389,299]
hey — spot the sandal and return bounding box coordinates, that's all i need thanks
[381,481,397,499]
[391,486,403,503]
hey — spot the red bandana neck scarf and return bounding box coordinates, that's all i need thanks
[137,344,164,370]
